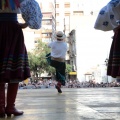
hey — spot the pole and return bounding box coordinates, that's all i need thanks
[69,16,70,32]
[63,18,65,34]
[54,0,56,31]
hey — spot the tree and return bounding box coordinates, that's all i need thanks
[28,40,55,80]
[66,64,72,74]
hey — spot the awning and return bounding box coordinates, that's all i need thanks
[69,72,77,75]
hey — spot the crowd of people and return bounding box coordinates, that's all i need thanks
[14,79,120,89]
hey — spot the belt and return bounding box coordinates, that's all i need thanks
[0,13,17,21]
[51,57,65,62]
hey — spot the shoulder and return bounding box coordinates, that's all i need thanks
[63,41,67,45]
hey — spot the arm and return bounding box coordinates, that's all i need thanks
[113,25,120,33]
[18,23,28,29]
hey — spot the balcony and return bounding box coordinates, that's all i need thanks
[42,13,53,20]
[42,29,52,34]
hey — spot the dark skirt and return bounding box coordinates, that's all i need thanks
[107,29,120,78]
[0,21,31,83]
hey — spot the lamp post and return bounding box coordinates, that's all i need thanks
[63,18,66,34]
[105,58,108,83]
[54,0,56,31]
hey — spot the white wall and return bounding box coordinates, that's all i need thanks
[75,16,113,82]
[23,31,35,51]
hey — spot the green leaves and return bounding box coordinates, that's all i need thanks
[28,40,52,74]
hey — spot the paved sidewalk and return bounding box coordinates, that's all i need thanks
[1,88,120,120]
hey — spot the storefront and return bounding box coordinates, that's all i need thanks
[69,72,77,80]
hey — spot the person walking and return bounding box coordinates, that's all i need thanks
[0,0,42,118]
[47,31,67,93]
[94,0,120,80]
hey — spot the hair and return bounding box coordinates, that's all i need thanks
[57,38,63,41]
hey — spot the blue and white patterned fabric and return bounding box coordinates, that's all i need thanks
[20,0,42,29]
[94,0,120,31]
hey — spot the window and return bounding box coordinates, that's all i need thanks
[42,38,51,43]
[56,22,59,26]
[73,11,84,16]
[64,3,70,8]
[42,34,50,37]
[65,13,70,16]
[56,13,59,16]
[42,20,51,25]
[56,4,59,8]
[34,40,38,43]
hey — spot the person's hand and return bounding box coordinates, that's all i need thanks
[18,23,28,29]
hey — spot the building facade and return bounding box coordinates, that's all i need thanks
[18,0,56,51]
[18,0,113,82]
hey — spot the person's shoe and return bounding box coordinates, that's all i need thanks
[0,107,5,118]
[56,82,62,93]
[56,85,62,93]
[6,83,23,116]
[0,83,5,118]
[5,106,23,116]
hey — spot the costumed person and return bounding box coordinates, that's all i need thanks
[0,0,42,118]
[94,0,120,79]
[47,31,67,93]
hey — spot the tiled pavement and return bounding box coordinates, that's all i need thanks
[1,87,120,120]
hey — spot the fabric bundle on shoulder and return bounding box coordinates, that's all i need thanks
[0,0,43,29]
[94,0,120,31]
[20,0,43,29]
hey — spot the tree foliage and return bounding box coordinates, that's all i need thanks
[66,64,72,74]
[28,40,54,74]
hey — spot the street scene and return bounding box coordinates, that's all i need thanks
[1,0,120,120]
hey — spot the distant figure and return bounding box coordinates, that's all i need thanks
[94,0,120,80]
[0,0,42,118]
[48,31,67,93]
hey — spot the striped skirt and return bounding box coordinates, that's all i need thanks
[107,29,120,78]
[0,16,30,83]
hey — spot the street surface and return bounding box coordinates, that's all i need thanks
[1,88,120,120]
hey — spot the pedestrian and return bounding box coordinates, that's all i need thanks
[0,0,42,118]
[94,0,120,79]
[47,31,67,93]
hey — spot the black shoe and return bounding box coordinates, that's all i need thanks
[0,113,5,118]
[55,85,62,93]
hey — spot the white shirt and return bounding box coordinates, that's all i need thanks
[48,40,67,59]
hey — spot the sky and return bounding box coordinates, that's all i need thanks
[75,0,113,81]
[84,0,110,10]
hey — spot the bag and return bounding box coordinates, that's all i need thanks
[20,0,43,29]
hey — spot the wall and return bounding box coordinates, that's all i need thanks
[75,16,113,82]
